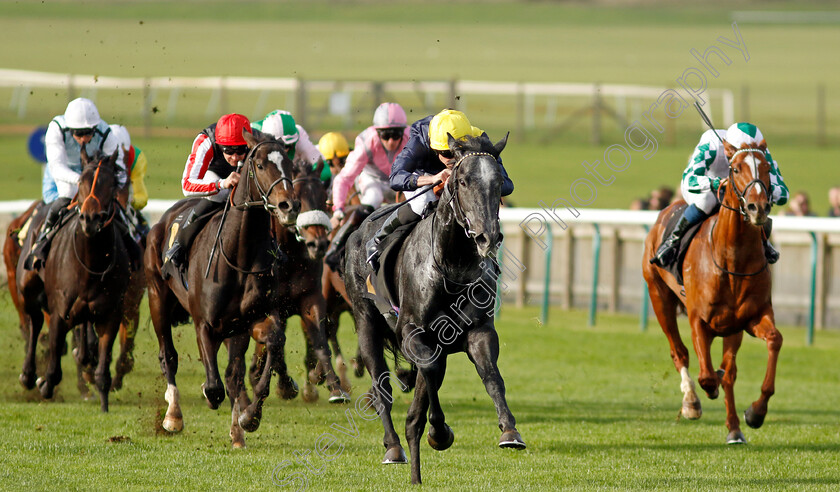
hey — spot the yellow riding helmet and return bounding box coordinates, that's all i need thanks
[318,132,350,160]
[429,109,482,150]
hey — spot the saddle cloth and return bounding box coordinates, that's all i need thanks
[364,220,419,329]
[658,203,704,286]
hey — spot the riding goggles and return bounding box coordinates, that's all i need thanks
[377,128,403,141]
[222,144,248,155]
[71,128,95,137]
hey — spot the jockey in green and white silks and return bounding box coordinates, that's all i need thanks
[651,122,789,268]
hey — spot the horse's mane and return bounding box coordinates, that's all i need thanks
[451,133,499,158]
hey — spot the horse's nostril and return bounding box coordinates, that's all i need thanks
[747,203,757,212]
[764,204,771,214]
[278,201,291,211]
[475,234,489,247]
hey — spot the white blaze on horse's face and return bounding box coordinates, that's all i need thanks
[268,151,284,171]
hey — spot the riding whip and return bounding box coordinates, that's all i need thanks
[693,101,726,147]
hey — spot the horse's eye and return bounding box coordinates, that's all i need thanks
[257,164,264,170]
[733,168,739,174]
[459,178,466,187]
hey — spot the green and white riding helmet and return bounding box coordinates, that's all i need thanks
[256,110,300,159]
[724,122,765,150]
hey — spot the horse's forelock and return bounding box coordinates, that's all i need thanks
[453,134,496,157]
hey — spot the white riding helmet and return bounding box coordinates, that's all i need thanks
[64,97,102,129]
[109,124,131,151]
[261,110,300,146]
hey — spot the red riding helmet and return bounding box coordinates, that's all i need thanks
[215,113,252,146]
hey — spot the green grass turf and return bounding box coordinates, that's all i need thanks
[1,286,839,490]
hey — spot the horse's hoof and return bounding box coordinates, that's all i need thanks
[162,416,184,433]
[302,383,318,403]
[499,430,526,449]
[428,423,455,451]
[19,372,35,390]
[382,446,408,464]
[239,409,262,433]
[352,358,365,378]
[328,389,350,404]
[276,377,299,400]
[201,383,225,410]
[681,398,703,420]
[231,441,246,449]
[744,406,766,429]
[37,377,54,399]
[726,430,747,445]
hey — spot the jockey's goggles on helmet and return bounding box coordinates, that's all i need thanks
[71,128,95,137]
[222,144,248,155]
[377,128,403,141]
[435,149,455,159]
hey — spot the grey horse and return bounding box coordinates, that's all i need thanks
[344,133,526,485]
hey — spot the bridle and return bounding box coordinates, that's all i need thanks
[430,151,498,292]
[71,159,119,276]
[710,146,771,277]
[214,140,295,276]
[231,140,294,212]
[716,147,771,220]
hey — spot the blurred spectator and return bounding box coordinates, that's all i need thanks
[630,197,649,210]
[649,186,675,211]
[782,191,817,217]
[828,186,840,217]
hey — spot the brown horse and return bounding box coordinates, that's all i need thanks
[15,149,136,412]
[146,130,299,447]
[247,159,349,403]
[642,138,782,444]
[6,202,144,397]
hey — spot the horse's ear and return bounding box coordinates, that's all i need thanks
[80,146,91,167]
[494,132,509,156]
[314,159,324,178]
[722,139,737,159]
[109,149,119,169]
[757,139,767,153]
[243,129,258,148]
[446,133,459,152]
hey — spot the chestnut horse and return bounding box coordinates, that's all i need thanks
[15,149,136,412]
[145,130,299,447]
[247,159,349,403]
[642,139,782,444]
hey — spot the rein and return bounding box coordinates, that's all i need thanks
[207,139,292,276]
[708,217,768,277]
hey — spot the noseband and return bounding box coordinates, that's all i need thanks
[232,140,294,212]
[717,148,771,220]
[291,174,332,243]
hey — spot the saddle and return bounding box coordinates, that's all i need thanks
[364,220,420,329]
[658,203,704,286]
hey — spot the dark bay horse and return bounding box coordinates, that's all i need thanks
[16,149,136,412]
[6,201,143,397]
[146,130,299,448]
[642,139,782,444]
[344,134,525,484]
[247,159,349,404]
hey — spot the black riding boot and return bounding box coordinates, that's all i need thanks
[763,218,779,264]
[160,200,219,281]
[25,197,71,270]
[650,205,707,267]
[325,205,373,271]
[365,206,420,268]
